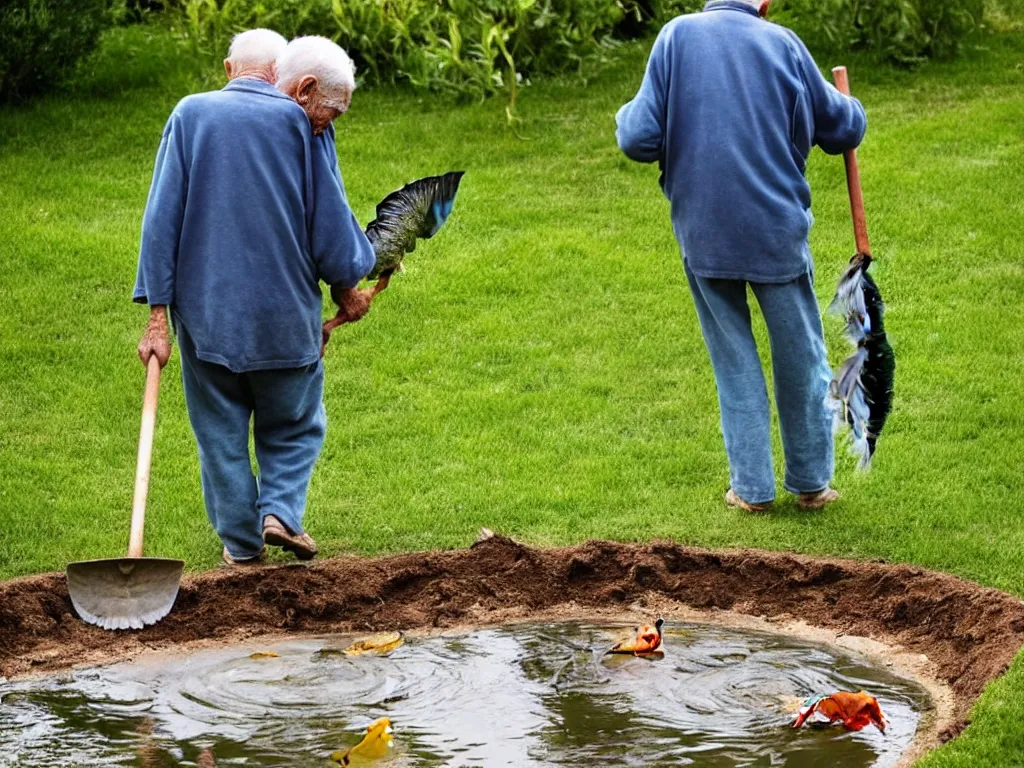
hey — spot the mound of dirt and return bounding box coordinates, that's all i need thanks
[2,538,1023,741]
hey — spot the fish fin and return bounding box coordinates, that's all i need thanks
[830,330,874,470]
[364,171,465,279]
[828,258,868,316]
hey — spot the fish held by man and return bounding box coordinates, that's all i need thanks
[792,690,887,733]
[365,171,465,282]
[330,717,395,765]
[828,252,895,470]
[321,171,464,345]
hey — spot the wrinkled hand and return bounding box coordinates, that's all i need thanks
[334,286,374,324]
[138,307,172,367]
[321,287,374,358]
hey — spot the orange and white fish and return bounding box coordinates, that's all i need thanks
[606,618,665,656]
[330,717,394,765]
[792,691,886,733]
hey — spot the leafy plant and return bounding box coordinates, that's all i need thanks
[0,0,120,101]
[775,0,981,63]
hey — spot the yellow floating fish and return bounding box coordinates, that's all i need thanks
[248,652,279,659]
[343,632,404,656]
[330,717,394,765]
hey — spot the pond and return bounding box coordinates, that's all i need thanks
[0,621,930,767]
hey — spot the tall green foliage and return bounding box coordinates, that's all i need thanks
[773,0,982,63]
[181,0,633,101]
[0,0,119,101]
[175,0,983,107]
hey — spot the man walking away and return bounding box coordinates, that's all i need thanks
[615,0,866,511]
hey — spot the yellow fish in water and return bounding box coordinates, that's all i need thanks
[248,652,279,659]
[343,632,404,656]
[330,718,394,765]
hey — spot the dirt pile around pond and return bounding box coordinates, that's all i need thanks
[2,538,1023,742]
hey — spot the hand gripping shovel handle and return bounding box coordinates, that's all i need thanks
[128,356,161,558]
[831,66,871,257]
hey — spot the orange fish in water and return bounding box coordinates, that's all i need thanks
[792,691,887,733]
[607,618,664,656]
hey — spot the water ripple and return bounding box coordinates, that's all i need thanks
[0,622,929,767]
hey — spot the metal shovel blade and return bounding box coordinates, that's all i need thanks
[66,557,185,631]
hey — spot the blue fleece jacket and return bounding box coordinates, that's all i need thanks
[133,78,375,372]
[615,0,867,282]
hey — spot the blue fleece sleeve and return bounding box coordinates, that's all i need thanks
[615,26,671,163]
[793,37,867,155]
[134,112,188,305]
[310,132,376,288]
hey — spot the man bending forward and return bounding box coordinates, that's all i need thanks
[134,31,375,563]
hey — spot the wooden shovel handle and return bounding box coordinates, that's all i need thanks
[831,66,871,257]
[128,355,161,558]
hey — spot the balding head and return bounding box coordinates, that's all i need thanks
[224,28,287,83]
[276,36,357,135]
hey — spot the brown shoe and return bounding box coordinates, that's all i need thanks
[262,514,318,560]
[222,546,266,566]
[797,487,840,509]
[725,488,773,513]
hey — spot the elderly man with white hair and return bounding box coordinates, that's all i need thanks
[134,30,375,565]
[223,27,287,83]
[275,36,376,353]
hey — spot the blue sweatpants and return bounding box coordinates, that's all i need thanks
[684,261,833,504]
[177,325,327,559]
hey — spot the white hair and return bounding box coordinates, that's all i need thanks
[226,28,287,70]
[276,36,357,104]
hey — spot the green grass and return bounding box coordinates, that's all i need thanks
[1,21,1024,767]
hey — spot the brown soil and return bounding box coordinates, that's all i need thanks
[2,537,1023,746]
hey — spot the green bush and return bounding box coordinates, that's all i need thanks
[181,0,632,102]
[175,0,983,109]
[635,0,981,63]
[0,0,119,101]
[773,0,981,63]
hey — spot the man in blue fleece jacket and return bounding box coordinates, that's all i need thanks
[134,33,376,563]
[616,0,866,511]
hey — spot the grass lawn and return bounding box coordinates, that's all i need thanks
[1,20,1023,767]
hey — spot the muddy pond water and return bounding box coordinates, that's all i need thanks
[0,621,930,767]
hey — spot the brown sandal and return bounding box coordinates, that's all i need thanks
[262,515,319,560]
[222,546,266,566]
[797,487,840,509]
[725,488,773,513]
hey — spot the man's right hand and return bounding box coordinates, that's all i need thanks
[330,285,373,324]
[138,305,172,367]
[321,286,374,357]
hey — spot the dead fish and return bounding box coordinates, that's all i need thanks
[330,717,394,765]
[793,691,887,733]
[248,652,279,659]
[606,618,665,656]
[343,631,404,656]
[365,171,465,280]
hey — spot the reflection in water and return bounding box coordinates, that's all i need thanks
[0,622,928,767]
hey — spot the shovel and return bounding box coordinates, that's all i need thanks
[66,355,184,630]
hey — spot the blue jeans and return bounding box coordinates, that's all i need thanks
[177,325,327,559]
[684,262,833,504]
